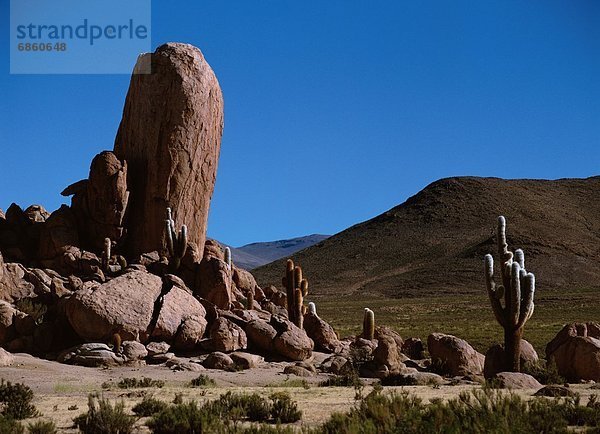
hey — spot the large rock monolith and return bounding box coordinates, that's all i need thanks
[113,43,224,257]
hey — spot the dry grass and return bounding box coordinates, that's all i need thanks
[316,286,600,355]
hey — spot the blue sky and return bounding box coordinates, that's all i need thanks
[1,1,599,246]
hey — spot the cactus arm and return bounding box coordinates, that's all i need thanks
[301,279,309,297]
[285,259,295,321]
[514,249,525,271]
[166,219,175,257]
[509,262,521,327]
[484,255,506,328]
[294,288,304,329]
[176,225,188,258]
[517,273,535,328]
[294,266,303,289]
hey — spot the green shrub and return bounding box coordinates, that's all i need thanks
[73,393,135,434]
[319,373,363,388]
[132,396,168,417]
[117,377,165,389]
[146,401,222,434]
[0,415,24,434]
[0,379,38,419]
[189,375,216,388]
[26,420,57,434]
[14,299,47,325]
[522,360,565,385]
[269,392,302,424]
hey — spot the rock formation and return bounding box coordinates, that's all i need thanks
[113,42,224,258]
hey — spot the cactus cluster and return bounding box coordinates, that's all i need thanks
[101,237,127,274]
[282,259,309,329]
[362,308,375,340]
[165,207,188,272]
[484,215,536,372]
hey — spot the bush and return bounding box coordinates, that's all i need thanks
[522,360,565,385]
[117,377,165,389]
[189,375,216,388]
[73,393,135,434]
[14,299,47,325]
[0,379,38,419]
[0,415,24,434]
[146,401,222,434]
[27,420,57,434]
[132,396,168,417]
[318,387,600,434]
[269,392,302,424]
[319,373,363,388]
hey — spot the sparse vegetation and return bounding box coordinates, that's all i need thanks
[14,299,47,325]
[189,374,216,388]
[102,377,165,390]
[0,415,24,434]
[0,379,38,420]
[319,373,363,388]
[26,420,57,434]
[523,360,565,385]
[73,393,135,434]
[132,396,168,417]
[268,378,310,389]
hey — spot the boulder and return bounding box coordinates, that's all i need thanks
[546,322,600,360]
[152,282,206,342]
[373,336,406,372]
[321,356,354,376]
[284,365,314,377]
[58,343,125,367]
[66,270,162,342]
[0,348,14,366]
[492,372,543,390]
[173,315,207,351]
[146,341,170,356]
[196,257,232,309]
[548,336,600,382]
[203,351,235,370]
[230,352,263,369]
[0,254,35,303]
[273,320,313,361]
[232,267,258,294]
[483,340,539,379]
[121,340,148,360]
[382,371,446,386]
[203,239,224,261]
[207,317,247,352]
[246,319,277,353]
[427,333,484,376]
[304,312,340,353]
[24,205,49,223]
[0,300,17,344]
[37,205,80,260]
[114,43,224,258]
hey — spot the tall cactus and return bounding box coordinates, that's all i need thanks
[165,207,188,272]
[224,246,232,270]
[484,216,536,372]
[363,308,375,340]
[102,237,111,272]
[282,259,309,328]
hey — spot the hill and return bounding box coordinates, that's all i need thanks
[226,234,330,270]
[252,176,600,298]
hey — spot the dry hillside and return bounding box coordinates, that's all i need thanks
[253,176,600,298]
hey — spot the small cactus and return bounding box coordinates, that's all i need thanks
[308,301,318,317]
[282,259,309,328]
[116,255,128,271]
[363,308,375,340]
[102,238,111,272]
[112,332,122,354]
[165,207,188,272]
[247,288,255,310]
[224,246,232,270]
[484,216,536,372]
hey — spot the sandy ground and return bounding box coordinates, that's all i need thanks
[2,353,598,433]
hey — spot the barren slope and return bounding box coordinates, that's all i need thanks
[253,176,600,298]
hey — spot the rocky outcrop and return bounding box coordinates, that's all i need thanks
[545,322,600,382]
[245,316,313,361]
[58,343,125,367]
[427,333,485,376]
[65,151,129,251]
[207,317,247,352]
[197,256,232,309]
[65,271,163,342]
[304,311,340,353]
[491,372,542,390]
[113,43,224,258]
[0,253,35,302]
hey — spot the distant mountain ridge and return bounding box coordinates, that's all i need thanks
[252,176,600,298]
[226,234,330,270]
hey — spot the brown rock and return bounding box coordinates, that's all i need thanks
[427,333,484,376]
[483,340,539,379]
[283,365,314,377]
[549,336,600,382]
[203,239,224,261]
[273,321,313,361]
[24,205,50,223]
[375,326,404,350]
[321,356,354,376]
[373,336,406,372]
[146,341,170,356]
[230,352,263,369]
[114,43,224,258]
[66,270,162,342]
[208,317,247,352]
[245,319,277,353]
[203,351,234,370]
[492,372,543,389]
[152,283,206,342]
[37,205,80,260]
[232,267,258,294]
[0,348,14,366]
[121,341,148,360]
[173,315,207,351]
[304,313,340,353]
[0,301,17,344]
[0,254,35,303]
[196,256,232,309]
